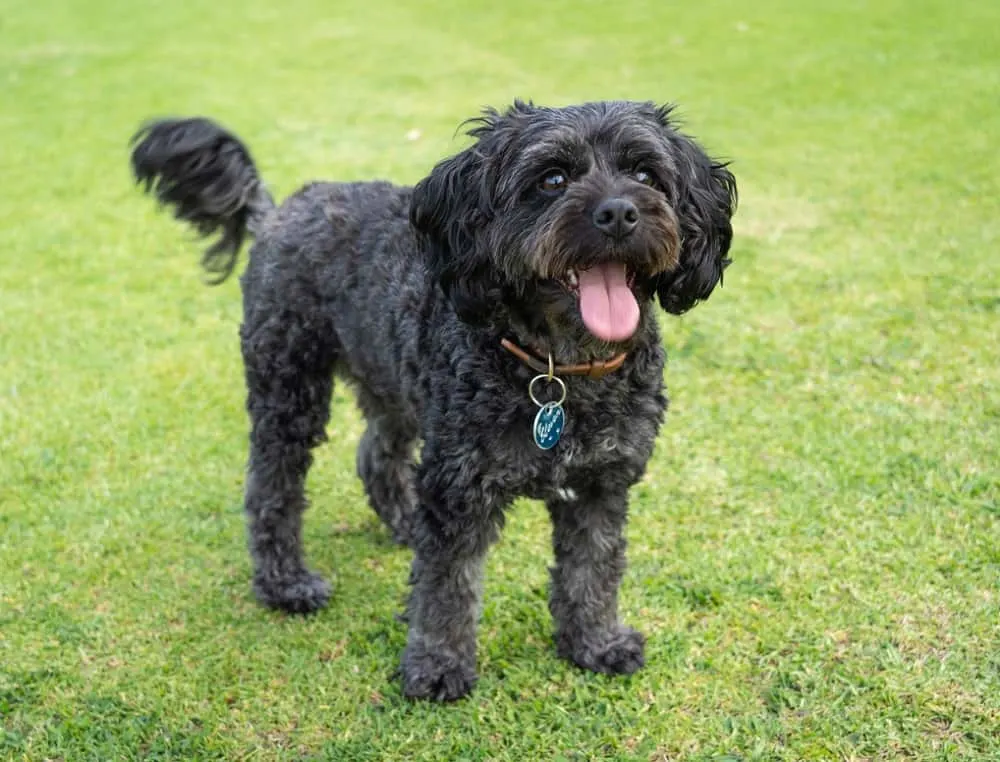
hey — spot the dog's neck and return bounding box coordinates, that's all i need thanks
[502,308,649,369]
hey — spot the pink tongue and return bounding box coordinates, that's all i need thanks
[577,263,640,342]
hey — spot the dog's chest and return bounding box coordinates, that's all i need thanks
[510,384,665,500]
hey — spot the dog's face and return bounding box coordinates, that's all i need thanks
[410,100,737,349]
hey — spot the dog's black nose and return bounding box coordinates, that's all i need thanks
[592,198,639,239]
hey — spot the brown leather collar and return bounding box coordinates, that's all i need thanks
[500,338,628,379]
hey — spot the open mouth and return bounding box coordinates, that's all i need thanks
[557,262,641,343]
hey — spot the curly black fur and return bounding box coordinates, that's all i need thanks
[129,100,737,701]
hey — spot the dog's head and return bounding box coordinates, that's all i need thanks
[410,100,737,349]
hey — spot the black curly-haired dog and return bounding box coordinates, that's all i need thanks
[129,100,736,701]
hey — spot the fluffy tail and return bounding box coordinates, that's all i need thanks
[129,117,276,283]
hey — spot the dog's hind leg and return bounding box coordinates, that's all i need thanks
[241,308,337,614]
[355,407,418,546]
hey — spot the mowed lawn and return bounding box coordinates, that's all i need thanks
[1,0,998,759]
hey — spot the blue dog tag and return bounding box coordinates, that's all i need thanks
[533,402,565,450]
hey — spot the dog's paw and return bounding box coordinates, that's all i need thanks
[400,646,477,701]
[561,625,646,676]
[253,570,331,615]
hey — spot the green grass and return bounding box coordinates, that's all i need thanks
[2,0,998,759]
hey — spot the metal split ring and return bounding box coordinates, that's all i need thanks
[528,373,567,408]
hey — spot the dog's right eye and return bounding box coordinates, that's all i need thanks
[538,170,568,194]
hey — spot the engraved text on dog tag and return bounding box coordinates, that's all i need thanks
[533,401,565,450]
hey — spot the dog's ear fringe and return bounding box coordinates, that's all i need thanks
[410,143,505,325]
[652,113,739,315]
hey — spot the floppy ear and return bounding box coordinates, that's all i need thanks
[410,138,504,325]
[654,114,738,315]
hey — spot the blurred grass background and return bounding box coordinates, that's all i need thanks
[1,0,998,759]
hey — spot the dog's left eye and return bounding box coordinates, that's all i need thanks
[634,169,656,187]
[538,170,568,194]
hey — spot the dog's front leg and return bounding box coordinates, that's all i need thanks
[546,484,645,675]
[400,456,505,701]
